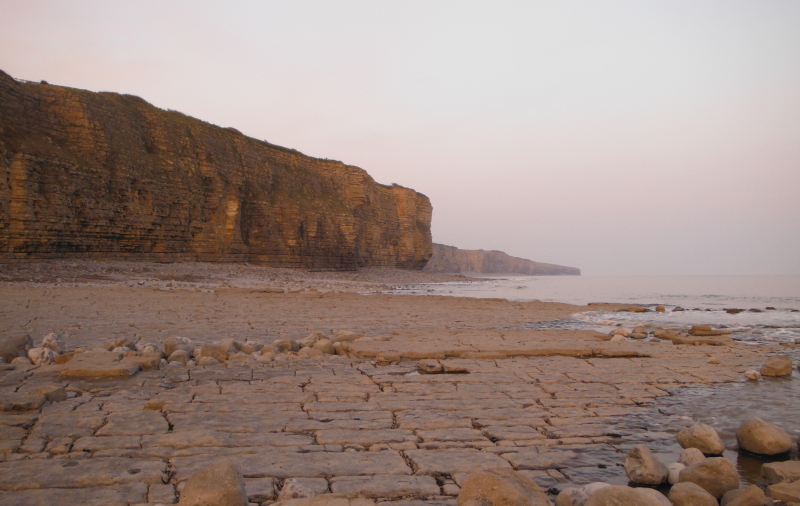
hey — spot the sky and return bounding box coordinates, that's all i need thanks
[2,1,799,276]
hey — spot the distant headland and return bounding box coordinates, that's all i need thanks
[424,243,580,275]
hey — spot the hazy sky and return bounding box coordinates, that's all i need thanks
[2,1,799,275]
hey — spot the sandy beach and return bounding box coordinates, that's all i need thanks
[0,262,787,505]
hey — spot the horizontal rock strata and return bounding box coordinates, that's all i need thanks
[424,243,580,275]
[0,71,432,269]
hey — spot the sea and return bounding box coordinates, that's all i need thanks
[388,274,800,345]
[388,275,800,488]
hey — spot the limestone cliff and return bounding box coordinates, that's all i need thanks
[424,243,580,275]
[0,71,432,269]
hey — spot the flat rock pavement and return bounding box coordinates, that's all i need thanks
[0,338,769,505]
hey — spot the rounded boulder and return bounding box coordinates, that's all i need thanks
[677,423,725,455]
[623,444,668,485]
[458,467,550,506]
[736,417,793,455]
[584,485,651,506]
[669,482,718,506]
[679,457,739,498]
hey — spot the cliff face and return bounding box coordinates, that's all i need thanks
[0,71,432,269]
[424,243,580,275]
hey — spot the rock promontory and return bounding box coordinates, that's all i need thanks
[423,243,580,275]
[0,70,432,269]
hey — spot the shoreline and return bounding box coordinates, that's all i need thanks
[0,261,792,504]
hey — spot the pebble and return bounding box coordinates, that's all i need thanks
[745,369,761,380]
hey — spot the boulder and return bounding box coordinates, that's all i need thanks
[164,336,193,357]
[457,467,551,506]
[41,332,65,353]
[677,423,726,455]
[736,417,793,455]
[198,344,228,363]
[197,356,220,366]
[669,482,718,506]
[760,356,793,377]
[0,333,33,362]
[762,460,800,485]
[313,339,335,355]
[724,485,771,506]
[298,332,324,348]
[627,306,648,313]
[609,335,626,343]
[297,347,324,359]
[168,350,190,364]
[678,448,706,466]
[556,488,589,506]
[609,328,629,337]
[623,444,668,485]
[219,338,242,354]
[581,483,610,496]
[178,459,247,506]
[766,479,800,503]
[668,462,685,485]
[634,488,670,505]
[103,337,137,351]
[679,457,739,498]
[27,347,56,365]
[629,332,647,340]
[273,339,300,353]
[11,356,33,365]
[632,326,648,335]
[656,305,666,312]
[584,485,649,505]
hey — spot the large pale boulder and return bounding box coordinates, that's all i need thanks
[556,488,589,506]
[298,332,324,348]
[679,457,740,498]
[27,347,56,365]
[736,417,793,455]
[668,462,686,485]
[178,459,247,506]
[669,482,718,506]
[584,485,650,506]
[457,467,550,506]
[760,356,793,377]
[677,423,725,455]
[0,333,33,363]
[623,445,668,485]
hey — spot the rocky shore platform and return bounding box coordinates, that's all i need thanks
[0,262,791,505]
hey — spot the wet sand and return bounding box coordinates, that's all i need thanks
[0,262,786,504]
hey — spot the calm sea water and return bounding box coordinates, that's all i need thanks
[389,275,800,345]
